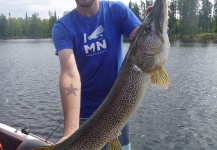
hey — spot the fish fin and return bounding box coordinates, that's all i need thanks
[107,138,122,150]
[150,68,170,89]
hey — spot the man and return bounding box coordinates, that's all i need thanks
[52,0,169,149]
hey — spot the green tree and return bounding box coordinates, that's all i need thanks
[169,1,178,35]
[198,0,212,32]
[8,12,13,38]
[0,14,8,38]
[48,11,57,37]
[140,0,146,19]
[11,17,23,37]
[23,12,29,37]
[28,13,41,38]
[41,19,50,37]
[177,0,199,35]
[131,2,141,20]
[214,1,217,32]
[129,0,133,10]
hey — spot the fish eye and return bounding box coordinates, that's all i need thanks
[145,25,151,32]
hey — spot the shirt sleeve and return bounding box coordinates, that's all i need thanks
[115,2,141,38]
[52,21,74,55]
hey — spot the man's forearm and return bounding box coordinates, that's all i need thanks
[59,74,81,137]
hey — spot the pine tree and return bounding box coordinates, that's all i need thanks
[177,0,199,35]
[199,0,212,32]
[169,1,178,35]
[0,14,8,38]
[214,1,217,32]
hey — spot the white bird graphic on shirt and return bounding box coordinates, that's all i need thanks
[88,25,104,41]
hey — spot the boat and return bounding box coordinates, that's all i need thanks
[0,123,53,150]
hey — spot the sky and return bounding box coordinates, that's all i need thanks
[0,0,136,19]
[0,0,215,19]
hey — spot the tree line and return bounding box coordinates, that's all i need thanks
[0,11,58,39]
[130,0,217,38]
[0,0,217,39]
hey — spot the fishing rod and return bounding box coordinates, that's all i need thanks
[45,119,64,142]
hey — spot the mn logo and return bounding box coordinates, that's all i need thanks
[84,25,107,56]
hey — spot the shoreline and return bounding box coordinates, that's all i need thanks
[1,33,217,41]
[169,33,217,40]
[124,33,217,43]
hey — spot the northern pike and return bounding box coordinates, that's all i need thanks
[32,0,170,149]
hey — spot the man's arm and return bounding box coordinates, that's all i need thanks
[56,49,81,143]
[129,26,139,40]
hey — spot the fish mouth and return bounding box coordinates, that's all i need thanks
[144,0,168,33]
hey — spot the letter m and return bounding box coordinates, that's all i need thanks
[84,43,95,54]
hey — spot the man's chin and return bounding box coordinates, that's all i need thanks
[75,0,95,7]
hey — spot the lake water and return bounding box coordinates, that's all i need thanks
[0,39,217,149]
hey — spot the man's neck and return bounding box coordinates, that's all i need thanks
[76,1,100,17]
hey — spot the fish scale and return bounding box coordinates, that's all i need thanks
[32,0,170,149]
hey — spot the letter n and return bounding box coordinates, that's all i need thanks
[96,39,107,51]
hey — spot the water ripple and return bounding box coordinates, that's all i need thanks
[1,39,217,148]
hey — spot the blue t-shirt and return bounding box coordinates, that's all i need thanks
[52,1,141,118]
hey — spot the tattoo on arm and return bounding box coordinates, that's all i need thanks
[64,83,79,96]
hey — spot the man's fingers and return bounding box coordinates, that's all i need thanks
[145,6,153,16]
[168,9,172,15]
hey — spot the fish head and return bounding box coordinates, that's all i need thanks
[131,0,170,88]
[132,0,170,72]
[146,0,169,34]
